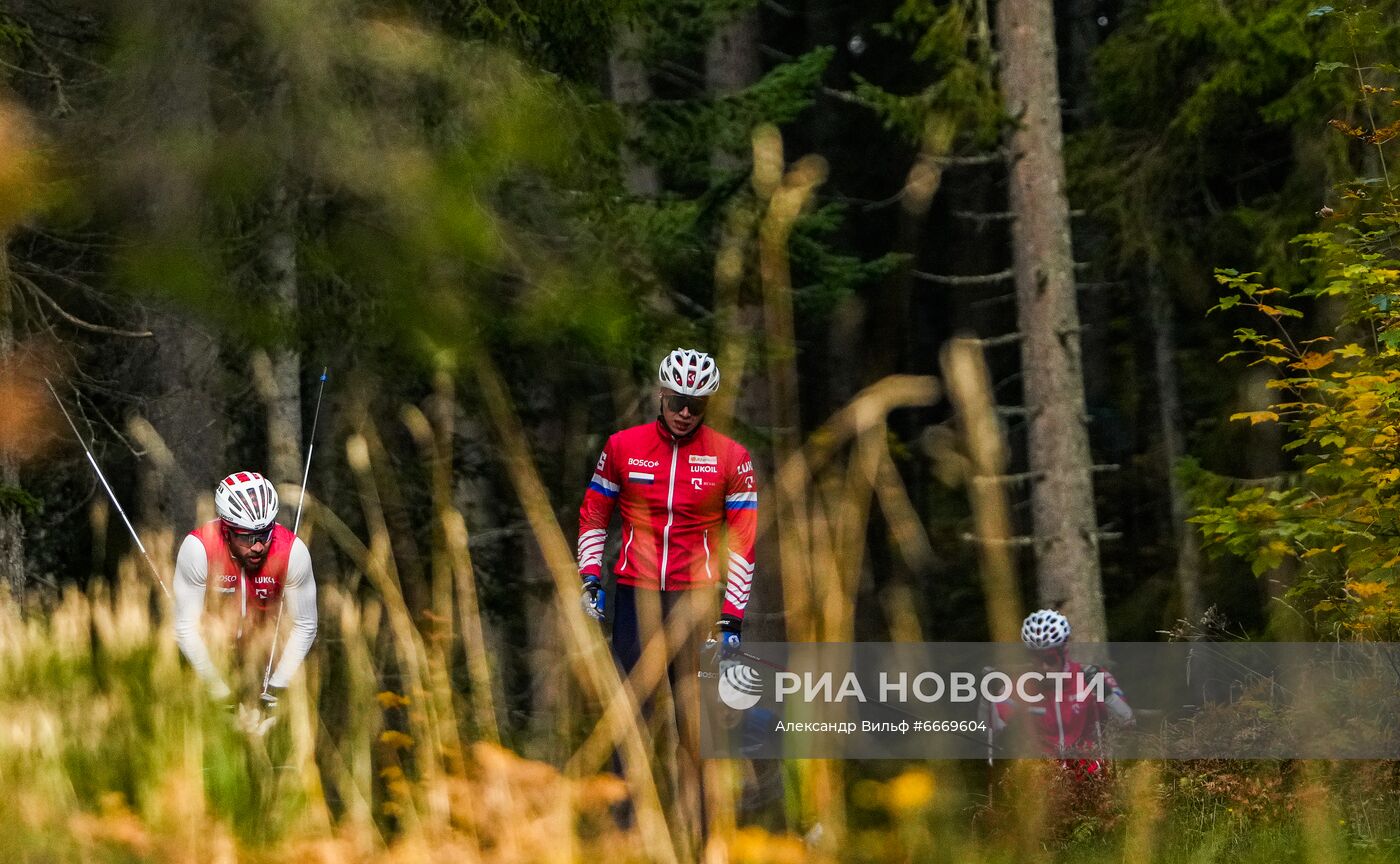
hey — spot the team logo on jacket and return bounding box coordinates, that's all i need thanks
[689,455,717,465]
[628,457,660,468]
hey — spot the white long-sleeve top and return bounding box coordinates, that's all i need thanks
[173,530,318,697]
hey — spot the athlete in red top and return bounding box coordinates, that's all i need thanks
[173,472,317,708]
[577,348,758,639]
[993,609,1133,773]
[577,348,758,842]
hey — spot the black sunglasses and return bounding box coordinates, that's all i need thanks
[227,526,273,544]
[664,394,709,415]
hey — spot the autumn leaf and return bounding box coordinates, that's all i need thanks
[1230,411,1280,425]
[1292,351,1334,370]
[376,690,412,708]
[1365,120,1400,146]
[1329,118,1368,138]
[1350,392,1380,414]
[1347,581,1388,599]
[379,730,415,749]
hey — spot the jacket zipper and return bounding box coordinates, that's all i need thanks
[659,440,679,590]
[702,529,712,582]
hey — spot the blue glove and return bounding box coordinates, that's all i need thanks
[581,576,605,621]
[717,616,742,658]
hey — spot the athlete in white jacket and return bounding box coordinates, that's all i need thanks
[173,472,317,705]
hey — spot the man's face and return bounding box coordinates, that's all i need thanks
[1030,646,1066,671]
[660,389,708,437]
[225,525,273,570]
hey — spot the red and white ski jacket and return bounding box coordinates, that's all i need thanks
[174,520,318,698]
[578,419,757,620]
[992,660,1133,756]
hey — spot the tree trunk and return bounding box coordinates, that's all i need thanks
[142,324,227,523]
[1147,263,1202,625]
[133,0,226,524]
[609,24,660,197]
[264,181,303,488]
[995,0,1107,640]
[706,8,762,173]
[0,242,25,602]
[707,8,786,641]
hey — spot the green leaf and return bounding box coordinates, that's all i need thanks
[0,484,40,518]
[1314,61,1345,73]
[1307,6,1335,16]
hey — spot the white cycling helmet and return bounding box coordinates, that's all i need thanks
[658,348,720,397]
[1021,609,1071,650]
[215,471,279,532]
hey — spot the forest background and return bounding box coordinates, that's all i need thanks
[0,0,1399,861]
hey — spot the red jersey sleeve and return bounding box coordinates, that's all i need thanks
[720,445,757,620]
[578,436,621,578]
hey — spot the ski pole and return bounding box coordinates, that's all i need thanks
[46,379,170,598]
[987,701,995,766]
[291,368,327,535]
[261,367,328,698]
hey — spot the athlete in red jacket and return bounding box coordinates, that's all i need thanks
[174,472,317,719]
[992,609,1134,777]
[577,350,758,631]
[577,348,757,841]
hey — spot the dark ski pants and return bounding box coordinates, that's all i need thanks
[608,583,716,847]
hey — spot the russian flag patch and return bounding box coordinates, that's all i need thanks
[628,472,655,484]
